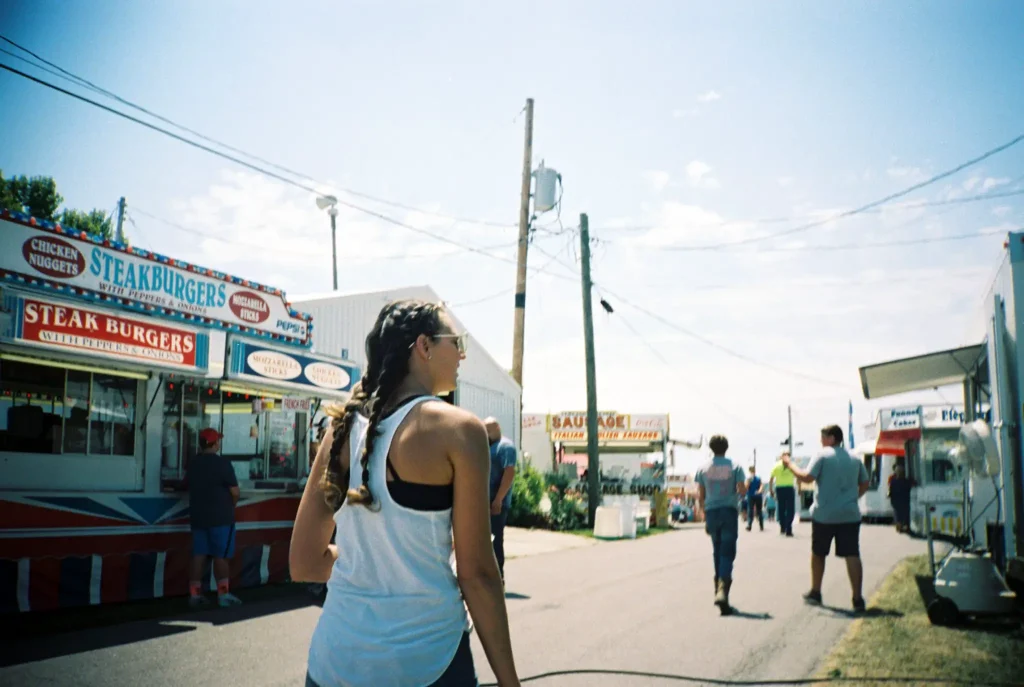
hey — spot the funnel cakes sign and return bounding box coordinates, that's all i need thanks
[1,211,312,346]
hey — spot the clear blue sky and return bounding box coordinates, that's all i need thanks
[2,0,1022,474]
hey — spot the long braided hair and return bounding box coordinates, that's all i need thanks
[319,299,445,511]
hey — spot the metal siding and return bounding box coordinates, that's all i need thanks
[293,288,521,448]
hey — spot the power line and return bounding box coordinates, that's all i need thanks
[0,35,516,229]
[450,233,580,307]
[636,227,1012,254]
[610,310,780,440]
[596,285,856,389]
[0,61,546,269]
[128,207,518,260]
[590,187,1024,234]
[657,134,1024,251]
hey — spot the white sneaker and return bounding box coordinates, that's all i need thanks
[218,592,243,607]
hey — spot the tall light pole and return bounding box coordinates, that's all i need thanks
[316,195,339,290]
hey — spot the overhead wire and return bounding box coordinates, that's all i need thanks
[591,187,1024,234]
[593,284,856,389]
[654,134,1024,251]
[0,62,551,272]
[608,307,780,441]
[0,35,515,229]
[450,232,579,308]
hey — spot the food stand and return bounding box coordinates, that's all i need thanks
[0,209,357,613]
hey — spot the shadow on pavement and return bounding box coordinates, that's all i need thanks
[724,608,772,620]
[817,604,904,619]
[0,585,319,667]
[505,591,531,600]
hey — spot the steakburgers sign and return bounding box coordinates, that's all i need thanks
[1,213,311,345]
[5,293,209,373]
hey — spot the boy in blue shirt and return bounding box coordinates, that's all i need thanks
[695,435,746,614]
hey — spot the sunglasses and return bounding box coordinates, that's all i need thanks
[433,332,468,354]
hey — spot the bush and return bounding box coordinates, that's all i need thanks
[507,463,545,527]
[545,472,587,531]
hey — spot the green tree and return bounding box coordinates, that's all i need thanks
[0,171,63,219]
[60,208,113,240]
[1,171,113,239]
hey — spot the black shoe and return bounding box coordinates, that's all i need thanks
[785,531,794,537]
[852,597,866,613]
[803,590,822,606]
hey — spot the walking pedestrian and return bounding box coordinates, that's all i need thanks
[290,299,520,687]
[745,466,764,532]
[485,417,517,586]
[695,434,747,615]
[765,492,777,522]
[782,425,870,613]
[769,452,797,536]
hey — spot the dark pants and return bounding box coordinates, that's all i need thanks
[490,509,508,579]
[705,507,739,580]
[746,494,764,529]
[306,632,477,686]
[776,486,795,535]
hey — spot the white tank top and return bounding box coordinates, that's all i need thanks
[307,396,468,687]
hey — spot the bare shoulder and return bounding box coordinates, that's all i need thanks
[416,401,488,449]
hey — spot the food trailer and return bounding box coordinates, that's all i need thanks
[0,210,358,613]
[871,404,970,537]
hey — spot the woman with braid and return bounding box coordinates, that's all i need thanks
[291,300,519,687]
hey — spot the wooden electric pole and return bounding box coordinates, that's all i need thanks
[114,196,126,244]
[510,98,534,388]
[580,213,601,527]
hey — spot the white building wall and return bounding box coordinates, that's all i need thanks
[292,285,522,448]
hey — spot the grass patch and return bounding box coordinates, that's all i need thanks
[567,525,675,540]
[817,554,1023,687]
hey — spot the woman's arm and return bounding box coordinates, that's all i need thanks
[289,426,345,583]
[448,408,519,687]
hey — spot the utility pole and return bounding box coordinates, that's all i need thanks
[114,196,126,244]
[580,213,601,527]
[787,405,794,458]
[510,98,535,388]
[753,447,757,472]
[329,206,339,290]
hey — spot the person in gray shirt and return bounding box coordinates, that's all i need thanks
[783,424,870,613]
[695,434,747,615]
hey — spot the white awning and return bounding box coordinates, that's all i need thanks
[858,344,984,399]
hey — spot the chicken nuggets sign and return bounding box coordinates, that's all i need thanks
[8,293,209,372]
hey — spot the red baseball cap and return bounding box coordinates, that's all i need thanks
[199,428,223,445]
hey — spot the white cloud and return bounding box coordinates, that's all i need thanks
[672,107,698,119]
[981,177,1010,192]
[643,170,671,192]
[777,176,795,188]
[685,160,720,189]
[992,205,1013,218]
[632,201,755,248]
[696,90,722,103]
[886,164,926,183]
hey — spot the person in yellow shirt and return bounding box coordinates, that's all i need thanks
[769,452,797,537]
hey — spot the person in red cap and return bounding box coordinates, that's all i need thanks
[187,427,242,607]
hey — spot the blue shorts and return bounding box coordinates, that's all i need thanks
[192,524,236,558]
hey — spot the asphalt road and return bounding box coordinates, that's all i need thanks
[0,520,926,687]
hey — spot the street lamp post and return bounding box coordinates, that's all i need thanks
[316,195,339,290]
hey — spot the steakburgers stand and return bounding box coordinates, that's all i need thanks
[0,210,357,613]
